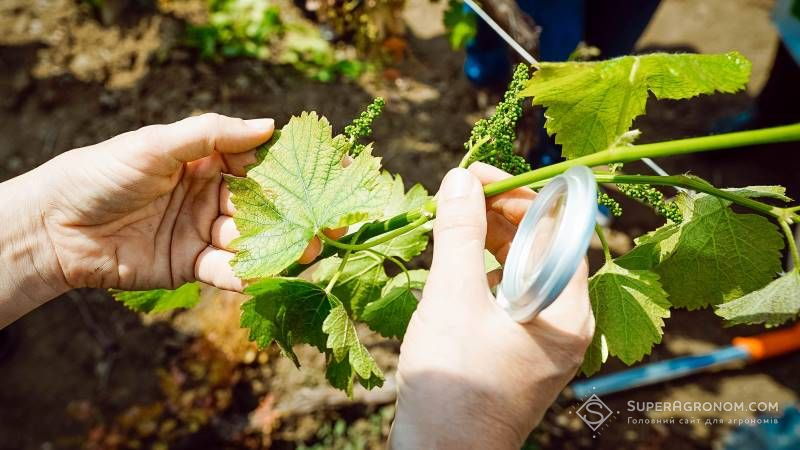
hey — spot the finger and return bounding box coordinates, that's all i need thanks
[195,246,244,292]
[220,183,236,216]
[531,259,592,336]
[211,216,239,251]
[425,168,489,303]
[468,162,536,225]
[298,237,322,264]
[128,114,274,164]
[323,227,348,240]
[222,149,258,176]
[486,211,517,264]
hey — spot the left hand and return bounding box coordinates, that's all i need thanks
[27,113,343,294]
[0,113,344,326]
[36,113,274,292]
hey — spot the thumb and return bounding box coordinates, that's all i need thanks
[426,168,489,299]
[122,113,274,163]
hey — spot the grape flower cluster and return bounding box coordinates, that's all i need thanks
[618,183,683,223]
[344,97,385,156]
[598,192,623,217]
[463,64,532,175]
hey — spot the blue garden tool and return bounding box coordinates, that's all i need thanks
[569,323,800,398]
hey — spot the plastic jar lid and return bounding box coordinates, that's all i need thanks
[496,166,597,322]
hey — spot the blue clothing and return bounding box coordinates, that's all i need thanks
[464,0,583,86]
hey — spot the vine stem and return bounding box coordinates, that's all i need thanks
[289,124,800,272]
[481,123,800,197]
[591,174,797,222]
[779,221,800,273]
[527,173,800,224]
[317,216,430,251]
[459,135,490,168]
[325,248,353,294]
[595,224,612,262]
[366,249,412,287]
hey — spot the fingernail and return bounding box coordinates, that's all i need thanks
[245,118,274,133]
[440,168,476,200]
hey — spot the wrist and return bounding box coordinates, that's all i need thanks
[389,372,528,450]
[0,163,70,327]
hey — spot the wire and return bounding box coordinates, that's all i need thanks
[641,157,669,176]
[461,0,539,67]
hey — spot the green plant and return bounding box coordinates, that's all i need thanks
[296,407,392,449]
[115,51,800,390]
[185,0,367,81]
[443,0,477,49]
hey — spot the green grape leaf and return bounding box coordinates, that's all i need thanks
[111,282,201,314]
[723,185,792,203]
[240,278,331,366]
[314,254,389,318]
[617,193,784,309]
[322,299,384,386]
[326,355,355,396]
[715,271,800,328]
[362,270,427,339]
[615,224,681,271]
[443,0,477,49]
[581,332,609,377]
[519,52,752,158]
[372,173,432,260]
[584,262,670,375]
[484,250,502,273]
[227,112,389,279]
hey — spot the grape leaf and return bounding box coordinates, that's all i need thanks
[715,271,800,327]
[484,250,502,273]
[519,52,752,158]
[583,262,670,375]
[227,112,389,279]
[111,282,200,314]
[322,299,384,386]
[615,223,681,271]
[240,278,331,365]
[617,192,784,309]
[581,333,609,377]
[723,185,792,203]
[325,355,355,395]
[314,254,388,318]
[362,270,427,339]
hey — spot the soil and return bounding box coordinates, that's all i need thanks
[1,0,799,449]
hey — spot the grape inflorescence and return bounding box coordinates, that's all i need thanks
[464,64,532,175]
[345,97,385,156]
[598,192,623,217]
[618,183,683,223]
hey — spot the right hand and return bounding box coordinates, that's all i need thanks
[390,163,594,450]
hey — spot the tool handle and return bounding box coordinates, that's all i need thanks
[732,322,800,360]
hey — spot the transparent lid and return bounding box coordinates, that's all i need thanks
[496,166,597,323]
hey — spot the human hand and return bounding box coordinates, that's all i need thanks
[389,163,594,450]
[16,114,339,294]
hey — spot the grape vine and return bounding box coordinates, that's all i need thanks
[114,51,800,390]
